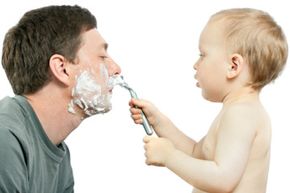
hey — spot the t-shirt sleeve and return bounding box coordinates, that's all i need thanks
[0,129,29,193]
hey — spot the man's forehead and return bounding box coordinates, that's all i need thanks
[82,29,108,50]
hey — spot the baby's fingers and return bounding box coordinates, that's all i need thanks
[131,114,143,124]
[130,107,142,115]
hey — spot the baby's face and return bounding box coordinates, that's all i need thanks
[193,21,229,102]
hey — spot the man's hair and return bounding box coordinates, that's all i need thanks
[2,5,97,95]
[211,8,288,89]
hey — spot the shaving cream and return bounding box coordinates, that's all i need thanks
[68,63,114,117]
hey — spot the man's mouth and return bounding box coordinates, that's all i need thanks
[196,82,200,87]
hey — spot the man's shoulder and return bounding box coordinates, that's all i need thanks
[0,95,28,130]
[0,95,23,117]
[0,127,20,146]
[0,128,26,163]
[0,96,32,156]
[0,95,17,107]
[0,124,29,193]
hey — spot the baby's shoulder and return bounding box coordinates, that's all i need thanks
[221,101,270,129]
[223,101,266,116]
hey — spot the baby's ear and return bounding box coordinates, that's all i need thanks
[227,54,244,79]
[49,54,70,86]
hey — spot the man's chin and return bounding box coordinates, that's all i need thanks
[98,105,112,114]
[90,103,112,116]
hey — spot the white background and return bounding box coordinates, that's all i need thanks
[0,0,289,192]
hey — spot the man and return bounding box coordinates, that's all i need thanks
[0,5,121,193]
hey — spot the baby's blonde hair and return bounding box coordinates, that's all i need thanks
[211,8,288,89]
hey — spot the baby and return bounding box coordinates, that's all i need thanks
[129,8,288,193]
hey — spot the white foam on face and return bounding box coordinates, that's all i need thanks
[68,63,114,117]
[109,74,126,87]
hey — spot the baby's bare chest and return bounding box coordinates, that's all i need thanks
[200,118,220,160]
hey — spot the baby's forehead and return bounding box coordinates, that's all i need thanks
[199,22,226,45]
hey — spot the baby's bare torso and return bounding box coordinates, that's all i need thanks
[193,101,271,193]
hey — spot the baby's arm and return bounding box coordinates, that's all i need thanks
[129,98,196,155]
[144,104,257,192]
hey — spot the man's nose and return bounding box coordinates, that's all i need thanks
[106,57,121,76]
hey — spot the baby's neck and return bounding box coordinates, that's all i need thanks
[222,86,260,106]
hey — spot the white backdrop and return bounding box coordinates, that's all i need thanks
[0,0,289,192]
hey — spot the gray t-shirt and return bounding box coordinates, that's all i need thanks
[0,95,74,193]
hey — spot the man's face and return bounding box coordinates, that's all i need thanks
[68,29,121,117]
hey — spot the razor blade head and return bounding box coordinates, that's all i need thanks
[113,75,131,89]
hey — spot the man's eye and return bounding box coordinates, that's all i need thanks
[199,53,204,57]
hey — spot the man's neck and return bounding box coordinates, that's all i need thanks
[25,89,82,145]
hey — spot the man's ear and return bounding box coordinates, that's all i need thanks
[227,54,244,79]
[49,54,70,86]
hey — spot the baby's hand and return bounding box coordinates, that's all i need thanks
[129,99,159,127]
[143,136,175,166]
